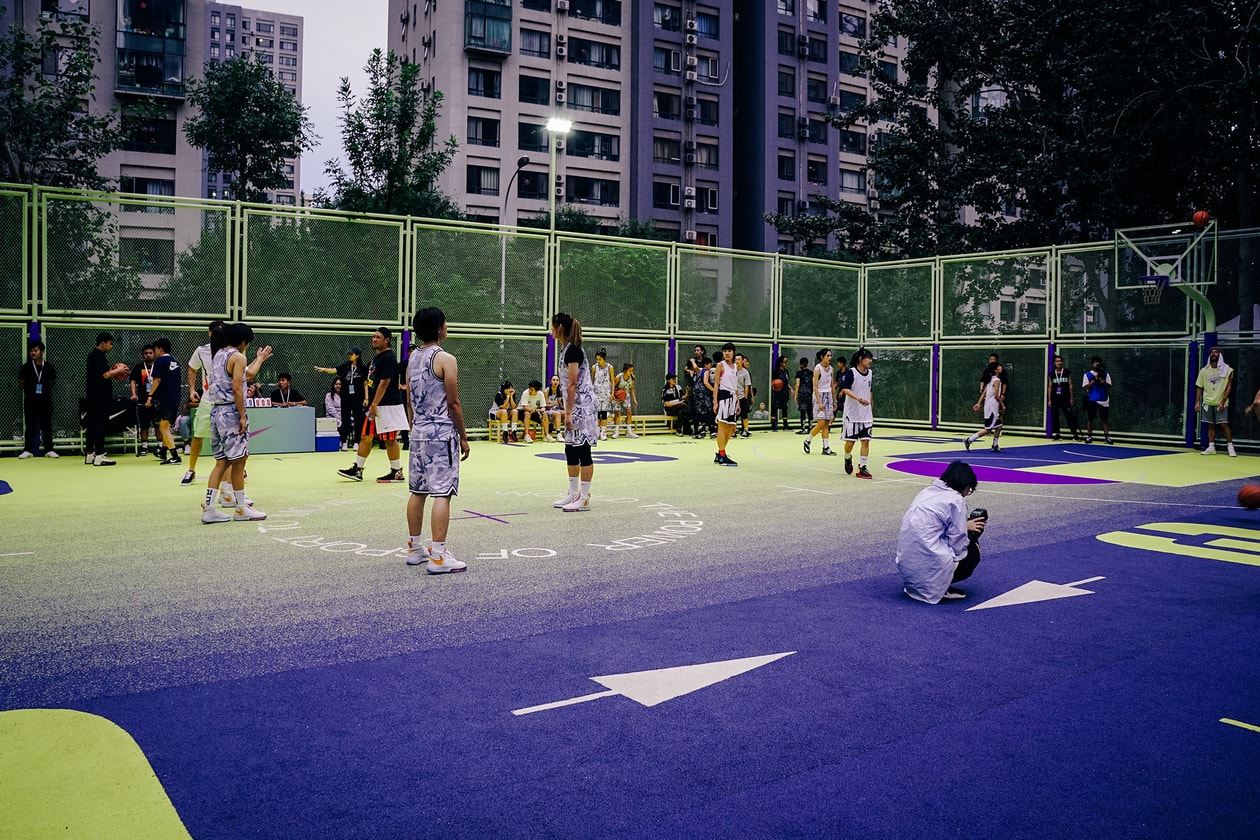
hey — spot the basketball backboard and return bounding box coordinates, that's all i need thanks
[1113,220,1217,289]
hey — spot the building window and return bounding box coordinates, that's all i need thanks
[275,194,296,206]
[210,28,219,41]
[123,114,177,155]
[838,90,864,112]
[280,24,298,36]
[839,130,867,155]
[465,0,513,53]
[695,142,719,169]
[777,151,795,181]
[878,61,898,82]
[278,55,297,67]
[653,3,680,31]
[694,12,719,39]
[256,21,274,34]
[777,0,794,15]
[209,44,220,57]
[777,30,795,57]
[841,13,866,39]
[518,122,547,152]
[805,75,827,103]
[120,237,175,273]
[211,10,220,25]
[519,74,550,105]
[518,171,547,200]
[522,0,550,10]
[255,37,274,48]
[570,129,620,161]
[226,13,234,26]
[777,112,795,139]
[257,52,273,64]
[567,175,619,207]
[468,67,502,98]
[568,37,620,70]
[653,137,681,164]
[840,50,861,76]
[808,117,827,143]
[777,195,795,215]
[807,36,826,63]
[805,0,826,23]
[840,169,864,194]
[696,98,718,126]
[466,164,500,196]
[279,40,298,51]
[777,68,795,97]
[567,83,619,115]
[43,0,90,17]
[653,90,682,120]
[653,47,681,75]
[702,55,720,81]
[806,157,828,185]
[570,0,621,26]
[652,181,679,209]
[698,185,718,214]
[467,116,501,147]
[520,28,550,57]
[120,176,175,212]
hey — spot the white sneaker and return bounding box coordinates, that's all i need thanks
[182,444,190,455]
[1228,444,1237,457]
[598,430,606,440]
[93,454,116,466]
[562,494,591,512]
[201,507,231,524]
[45,451,59,458]
[220,492,253,508]
[233,505,266,521]
[18,451,32,459]
[611,428,619,439]
[426,551,466,574]
[404,540,430,566]
[1201,445,1216,455]
[626,430,639,438]
[553,491,580,508]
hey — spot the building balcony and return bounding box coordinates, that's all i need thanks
[465,0,512,57]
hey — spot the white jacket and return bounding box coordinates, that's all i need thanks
[895,479,969,604]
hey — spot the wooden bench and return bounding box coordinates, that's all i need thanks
[628,414,677,435]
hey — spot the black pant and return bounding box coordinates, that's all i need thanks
[797,398,814,431]
[24,398,55,454]
[953,541,981,583]
[770,392,789,430]
[342,398,366,445]
[1050,399,1080,438]
[85,398,109,455]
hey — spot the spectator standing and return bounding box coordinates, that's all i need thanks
[128,344,157,456]
[793,357,813,434]
[315,348,369,448]
[735,354,753,438]
[17,340,58,458]
[770,354,791,432]
[337,327,408,483]
[1195,347,1236,456]
[83,332,119,466]
[1082,356,1113,444]
[1046,355,1082,441]
[145,338,183,465]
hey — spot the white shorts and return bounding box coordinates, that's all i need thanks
[716,391,739,424]
[373,403,408,434]
[192,403,212,439]
[843,418,873,441]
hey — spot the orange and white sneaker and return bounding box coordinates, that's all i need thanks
[405,539,430,566]
[233,505,267,521]
[561,493,591,512]
[425,551,466,575]
[201,506,230,524]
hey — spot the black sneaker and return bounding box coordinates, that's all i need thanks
[856,466,872,479]
[844,458,854,474]
[136,446,147,457]
[991,444,1002,453]
[377,468,405,483]
[714,453,723,464]
[180,469,196,485]
[821,447,836,456]
[720,454,738,466]
[161,454,182,465]
[1105,436,1113,444]
[941,586,967,601]
[508,431,518,443]
[337,465,364,481]
[153,446,165,459]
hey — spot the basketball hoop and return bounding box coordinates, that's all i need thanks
[1138,275,1168,305]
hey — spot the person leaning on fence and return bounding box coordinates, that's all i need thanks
[896,460,986,604]
[1195,346,1236,457]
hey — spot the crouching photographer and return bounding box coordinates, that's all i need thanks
[895,460,987,603]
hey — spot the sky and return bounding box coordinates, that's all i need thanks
[256,0,390,195]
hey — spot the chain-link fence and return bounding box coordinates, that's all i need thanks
[941,252,1050,338]
[0,189,27,314]
[938,346,1047,430]
[1055,343,1188,439]
[556,237,670,334]
[866,262,933,341]
[3,324,24,446]
[416,225,548,329]
[1057,245,1190,336]
[677,249,773,336]
[779,258,860,341]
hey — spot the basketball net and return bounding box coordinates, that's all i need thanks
[1138,274,1168,306]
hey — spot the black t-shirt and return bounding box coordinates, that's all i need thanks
[86,348,112,400]
[130,361,155,397]
[837,368,853,409]
[662,383,684,407]
[18,360,56,399]
[1049,369,1073,402]
[366,349,402,406]
[337,360,367,398]
[795,369,813,397]
[151,354,181,406]
[271,387,305,405]
[564,345,584,366]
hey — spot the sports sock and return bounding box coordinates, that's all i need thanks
[409,534,424,549]
[568,476,580,494]
[718,449,726,456]
[822,437,830,448]
[389,458,401,470]
[430,540,446,556]
[228,485,242,508]
[580,480,591,497]
[354,455,366,468]
[219,481,232,499]
[859,456,868,467]
[205,488,218,508]
[844,454,852,461]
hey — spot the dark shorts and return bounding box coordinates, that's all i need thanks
[152,399,179,425]
[1085,401,1110,421]
[739,397,751,419]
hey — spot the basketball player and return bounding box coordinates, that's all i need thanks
[840,348,874,478]
[551,312,598,511]
[964,363,1006,452]
[403,307,470,574]
[711,343,740,466]
[805,348,837,456]
[337,327,407,482]
[201,323,266,523]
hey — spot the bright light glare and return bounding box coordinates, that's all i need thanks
[545,117,573,133]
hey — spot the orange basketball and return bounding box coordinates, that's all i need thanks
[772,380,785,391]
[1237,483,1260,510]
[1192,210,1211,227]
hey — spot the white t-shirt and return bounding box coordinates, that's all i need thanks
[188,341,213,392]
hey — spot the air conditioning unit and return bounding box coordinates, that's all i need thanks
[684,108,696,121]
[868,133,879,149]
[685,55,698,68]
[868,198,880,211]
[556,34,567,44]
[798,128,809,140]
[798,45,809,57]
[685,34,698,46]
[683,198,696,209]
[684,96,697,108]
[798,116,810,128]
[828,95,841,108]
[555,91,565,103]
[685,70,698,82]
[683,186,696,197]
[683,140,696,151]
[421,35,432,47]
[685,19,698,31]
[400,10,410,24]
[684,153,697,165]
[557,0,570,10]
[684,229,697,241]
[555,138,565,151]
[555,187,564,198]
[798,34,810,45]
[555,46,566,58]
[555,80,566,90]
[798,200,810,212]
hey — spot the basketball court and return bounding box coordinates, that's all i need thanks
[3,428,1258,838]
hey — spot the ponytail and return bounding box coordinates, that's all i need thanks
[551,312,583,348]
[209,324,227,356]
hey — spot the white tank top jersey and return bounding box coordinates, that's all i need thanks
[843,367,873,423]
[984,377,1002,415]
[407,344,455,440]
[815,364,833,394]
[718,360,739,394]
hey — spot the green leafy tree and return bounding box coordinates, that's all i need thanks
[521,204,602,234]
[0,10,136,188]
[317,48,461,219]
[184,57,316,202]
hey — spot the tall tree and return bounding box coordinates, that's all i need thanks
[184,57,316,202]
[0,10,135,188]
[317,48,460,219]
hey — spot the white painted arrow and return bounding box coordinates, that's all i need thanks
[966,576,1105,612]
[511,651,796,716]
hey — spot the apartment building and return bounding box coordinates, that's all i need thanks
[203,3,303,205]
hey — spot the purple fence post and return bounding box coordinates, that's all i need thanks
[1046,342,1056,438]
[931,343,940,429]
[1185,339,1201,448]
[546,334,556,380]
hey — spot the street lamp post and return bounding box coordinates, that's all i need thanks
[500,155,531,318]
[544,117,573,236]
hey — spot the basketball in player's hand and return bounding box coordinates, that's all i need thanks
[1237,483,1260,510]
[110,363,129,379]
